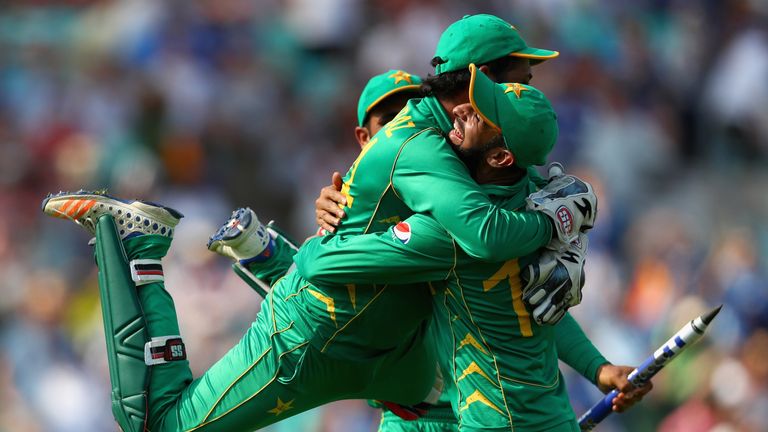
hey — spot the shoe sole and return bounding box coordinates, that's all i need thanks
[208,208,254,249]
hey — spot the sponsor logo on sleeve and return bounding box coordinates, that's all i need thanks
[393,221,412,244]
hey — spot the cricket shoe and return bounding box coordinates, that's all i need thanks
[207,207,273,263]
[42,190,183,239]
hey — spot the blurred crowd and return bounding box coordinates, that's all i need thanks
[0,0,767,431]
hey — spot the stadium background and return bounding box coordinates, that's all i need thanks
[1,0,767,431]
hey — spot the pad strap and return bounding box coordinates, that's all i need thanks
[144,335,187,365]
[129,259,164,286]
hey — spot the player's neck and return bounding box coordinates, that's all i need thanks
[476,165,525,186]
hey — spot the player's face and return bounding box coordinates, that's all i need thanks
[367,93,416,137]
[494,57,532,84]
[448,103,501,152]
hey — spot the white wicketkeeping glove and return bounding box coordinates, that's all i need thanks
[521,233,588,325]
[526,163,597,251]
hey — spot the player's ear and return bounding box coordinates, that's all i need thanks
[486,147,515,168]
[354,126,370,149]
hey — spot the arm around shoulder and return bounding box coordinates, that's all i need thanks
[392,138,552,261]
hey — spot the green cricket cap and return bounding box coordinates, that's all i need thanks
[468,63,558,168]
[357,70,422,127]
[434,14,559,75]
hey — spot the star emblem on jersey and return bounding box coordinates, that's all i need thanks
[268,397,295,416]
[504,83,529,99]
[393,221,412,244]
[389,70,413,85]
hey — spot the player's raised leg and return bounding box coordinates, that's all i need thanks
[42,191,191,432]
[43,192,410,432]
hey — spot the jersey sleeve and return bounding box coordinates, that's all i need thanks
[392,137,552,261]
[554,313,609,385]
[294,214,457,286]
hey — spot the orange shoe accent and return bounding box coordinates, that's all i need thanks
[72,200,96,219]
[59,199,74,213]
[50,200,74,219]
[67,200,85,218]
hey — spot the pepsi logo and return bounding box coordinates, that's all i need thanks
[393,222,412,244]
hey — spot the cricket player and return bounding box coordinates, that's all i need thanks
[212,69,460,432]
[42,65,586,431]
[293,71,652,431]
[216,15,591,431]
[218,15,588,432]
[311,14,593,325]
[41,15,598,432]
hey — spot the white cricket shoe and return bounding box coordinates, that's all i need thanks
[42,190,183,239]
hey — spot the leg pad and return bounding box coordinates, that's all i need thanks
[95,215,150,432]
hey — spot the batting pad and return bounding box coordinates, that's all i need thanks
[95,215,150,432]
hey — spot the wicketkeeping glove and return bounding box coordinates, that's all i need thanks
[526,163,597,251]
[521,233,588,325]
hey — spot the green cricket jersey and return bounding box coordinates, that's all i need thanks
[295,173,608,431]
[83,86,560,432]
[244,230,458,432]
[255,95,552,363]
[336,95,552,258]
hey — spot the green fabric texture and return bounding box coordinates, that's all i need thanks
[468,65,558,168]
[237,226,461,429]
[379,409,458,432]
[554,314,609,385]
[152,270,438,431]
[296,177,606,431]
[357,70,422,126]
[433,14,558,74]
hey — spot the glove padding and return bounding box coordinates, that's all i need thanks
[521,233,588,325]
[526,164,597,250]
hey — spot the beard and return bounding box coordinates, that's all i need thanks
[450,134,506,179]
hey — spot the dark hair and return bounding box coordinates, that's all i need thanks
[421,55,519,98]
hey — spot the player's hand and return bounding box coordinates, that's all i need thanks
[521,233,588,325]
[315,172,346,233]
[526,163,597,251]
[596,364,653,413]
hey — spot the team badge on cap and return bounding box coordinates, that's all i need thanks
[393,222,412,244]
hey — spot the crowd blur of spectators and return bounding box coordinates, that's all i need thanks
[1,0,766,431]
